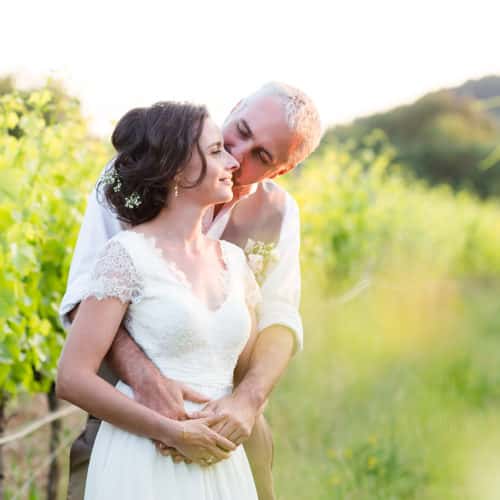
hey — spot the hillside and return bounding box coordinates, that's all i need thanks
[320,76,500,198]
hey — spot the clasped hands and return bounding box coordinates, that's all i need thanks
[133,370,258,466]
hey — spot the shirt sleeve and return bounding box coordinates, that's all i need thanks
[258,194,303,354]
[244,261,262,311]
[59,160,124,329]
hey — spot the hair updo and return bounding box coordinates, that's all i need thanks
[97,101,209,225]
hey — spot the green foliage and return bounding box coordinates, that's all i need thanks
[0,85,110,400]
[321,87,500,198]
[272,278,500,499]
[2,75,500,498]
[272,129,500,499]
[282,132,500,291]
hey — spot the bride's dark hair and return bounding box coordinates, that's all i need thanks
[97,101,209,225]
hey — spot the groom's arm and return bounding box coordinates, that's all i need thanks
[107,323,210,419]
[204,195,302,441]
[59,160,122,328]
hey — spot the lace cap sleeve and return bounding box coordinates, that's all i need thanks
[83,238,144,304]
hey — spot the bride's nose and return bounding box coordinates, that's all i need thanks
[225,151,240,172]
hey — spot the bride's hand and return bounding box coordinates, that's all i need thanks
[167,414,236,466]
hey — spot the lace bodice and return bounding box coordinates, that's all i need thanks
[83,231,260,388]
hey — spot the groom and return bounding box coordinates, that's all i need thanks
[60,82,321,500]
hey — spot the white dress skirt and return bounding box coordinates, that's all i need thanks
[81,230,260,500]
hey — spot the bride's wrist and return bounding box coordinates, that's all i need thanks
[158,418,183,448]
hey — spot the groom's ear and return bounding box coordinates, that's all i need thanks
[269,164,294,179]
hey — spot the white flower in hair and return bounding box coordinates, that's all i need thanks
[124,192,142,209]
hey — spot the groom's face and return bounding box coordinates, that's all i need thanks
[222,94,297,187]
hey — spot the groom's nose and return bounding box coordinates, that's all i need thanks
[227,143,249,166]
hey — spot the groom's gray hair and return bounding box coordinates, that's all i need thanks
[238,82,323,167]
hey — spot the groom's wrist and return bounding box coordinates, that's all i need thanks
[131,361,162,392]
[233,381,266,414]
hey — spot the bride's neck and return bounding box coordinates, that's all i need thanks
[148,199,208,248]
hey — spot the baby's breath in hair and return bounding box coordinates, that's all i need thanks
[124,192,142,209]
[101,166,122,193]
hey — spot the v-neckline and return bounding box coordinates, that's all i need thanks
[125,230,231,313]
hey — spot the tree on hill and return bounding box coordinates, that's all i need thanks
[320,81,500,198]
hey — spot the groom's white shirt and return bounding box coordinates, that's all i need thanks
[59,161,303,353]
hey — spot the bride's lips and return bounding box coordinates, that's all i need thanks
[219,176,233,186]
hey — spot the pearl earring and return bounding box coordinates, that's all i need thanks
[174,183,179,198]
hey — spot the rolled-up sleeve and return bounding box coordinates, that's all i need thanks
[258,195,303,354]
[59,161,123,329]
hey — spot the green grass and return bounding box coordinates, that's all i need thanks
[269,273,500,499]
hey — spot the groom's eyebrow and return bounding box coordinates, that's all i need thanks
[241,119,275,164]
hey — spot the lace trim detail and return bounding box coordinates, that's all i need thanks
[127,231,230,312]
[83,239,144,304]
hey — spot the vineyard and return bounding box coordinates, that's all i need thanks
[1,87,500,499]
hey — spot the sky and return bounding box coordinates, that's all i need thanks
[2,0,500,137]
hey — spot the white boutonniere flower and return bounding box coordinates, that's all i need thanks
[244,238,279,285]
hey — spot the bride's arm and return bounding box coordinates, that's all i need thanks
[57,296,180,443]
[57,296,234,461]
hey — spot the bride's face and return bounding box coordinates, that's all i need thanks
[178,117,239,205]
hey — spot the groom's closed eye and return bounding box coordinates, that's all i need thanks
[238,120,273,165]
[237,120,251,139]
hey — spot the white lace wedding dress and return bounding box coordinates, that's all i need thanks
[81,230,259,500]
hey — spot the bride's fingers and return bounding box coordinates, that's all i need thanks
[154,440,175,456]
[157,446,173,457]
[209,445,231,461]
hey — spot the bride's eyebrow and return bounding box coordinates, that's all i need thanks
[207,141,223,149]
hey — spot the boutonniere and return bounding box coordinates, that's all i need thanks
[244,238,279,285]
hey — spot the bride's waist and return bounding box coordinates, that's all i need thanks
[116,376,233,403]
[157,363,235,390]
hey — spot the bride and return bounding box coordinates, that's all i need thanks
[56,101,260,499]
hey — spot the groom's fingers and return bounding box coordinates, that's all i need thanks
[202,413,229,428]
[187,410,213,420]
[227,429,243,445]
[182,385,211,403]
[209,430,236,452]
[211,416,230,434]
[213,419,234,437]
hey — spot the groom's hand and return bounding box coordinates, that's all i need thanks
[133,367,210,421]
[191,393,259,447]
[132,368,211,463]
